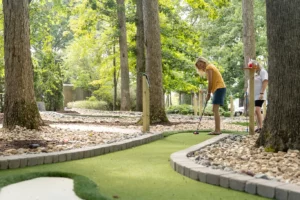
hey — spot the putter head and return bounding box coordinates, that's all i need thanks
[193,131,199,135]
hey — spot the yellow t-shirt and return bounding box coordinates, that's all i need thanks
[206,64,226,93]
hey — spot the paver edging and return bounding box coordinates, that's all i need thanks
[0,132,163,170]
[170,133,300,200]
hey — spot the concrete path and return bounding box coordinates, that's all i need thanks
[0,177,82,200]
[50,123,141,134]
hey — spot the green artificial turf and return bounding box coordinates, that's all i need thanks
[0,132,268,200]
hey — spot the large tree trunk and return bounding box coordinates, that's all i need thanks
[242,0,255,114]
[135,0,145,112]
[116,0,131,111]
[3,0,42,129]
[143,0,168,124]
[113,44,117,111]
[256,0,300,151]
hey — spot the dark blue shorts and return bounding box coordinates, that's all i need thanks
[212,88,226,106]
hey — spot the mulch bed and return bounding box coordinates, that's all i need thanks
[0,139,60,152]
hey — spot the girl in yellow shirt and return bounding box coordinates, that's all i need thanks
[195,57,226,135]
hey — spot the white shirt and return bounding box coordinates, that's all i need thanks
[247,68,268,100]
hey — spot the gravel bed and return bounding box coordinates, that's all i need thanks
[188,134,300,185]
[0,110,245,157]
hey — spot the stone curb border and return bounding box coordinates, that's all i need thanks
[170,134,300,200]
[0,132,163,170]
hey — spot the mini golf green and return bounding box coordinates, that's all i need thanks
[0,132,269,200]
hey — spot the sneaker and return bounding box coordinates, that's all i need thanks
[255,128,261,133]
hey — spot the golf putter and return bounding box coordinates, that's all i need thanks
[193,101,208,135]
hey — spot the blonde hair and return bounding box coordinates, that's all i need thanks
[252,59,265,76]
[196,56,209,65]
[195,56,209,77]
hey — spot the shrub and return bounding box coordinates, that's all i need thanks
[166,104,193,115]
[67,100,108,110]
[88,96,98,101]
[222,111,231,117]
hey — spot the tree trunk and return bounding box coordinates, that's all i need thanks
[113,44,117,111]
[3,0,42,129]
[135,0,145,112]
[242,0,255,115]
[143,0,168,124]
[166,94,170,107]
[116,0,131,111]
[256,0,300,151]
[179,92,182,105]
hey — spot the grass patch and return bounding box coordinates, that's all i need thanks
[0,133,267,200]
[0,171,110,200]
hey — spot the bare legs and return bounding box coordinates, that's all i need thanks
[255,106,263,128]
[213,104,221,133]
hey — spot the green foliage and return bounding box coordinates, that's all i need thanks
[159,1,204,94]
[33,52,64,111]
[166,102,228,116]
[88,96,98,101]
[62,35,100,89]
[185,0,230,19]
[192,0,267,99]
[222,93,229,111]
[57,0,236,108]
[166,104,193,115]
[30,0,74,111]
[67,100,108,110]
[264,146,275,153]
[0,0,265,114]
[222,111,231,117]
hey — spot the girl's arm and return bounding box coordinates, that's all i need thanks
[206,69,213,94]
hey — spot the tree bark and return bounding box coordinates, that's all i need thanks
[3,0,42,129]
[143,0,168,124]
[135,0,145,112]
[179,92,182,105]
[256,0,300,151]
[112,44,118,111]
[166,94,170,107]
[116,0,131,111]
[242,0,255,114]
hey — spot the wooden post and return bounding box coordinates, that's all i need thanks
[244,67,256,135]
[142,75,150,132]
[230,95,234,117]
[193,92,198,115]
[199,90,203,116]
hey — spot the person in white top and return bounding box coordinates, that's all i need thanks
[247,60,268,133]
